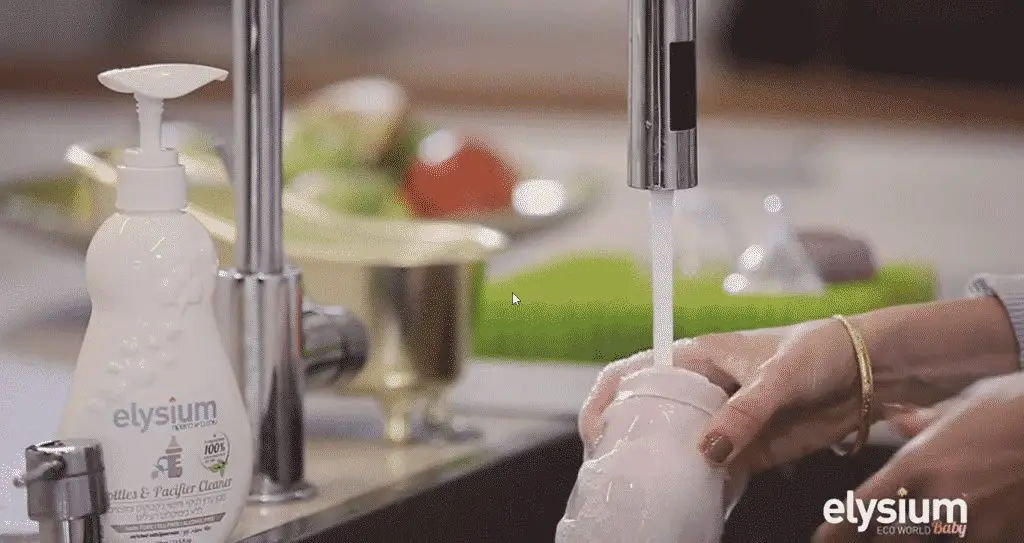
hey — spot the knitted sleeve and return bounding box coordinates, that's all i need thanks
[966,273,1024,368]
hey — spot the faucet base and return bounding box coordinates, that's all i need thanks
[248,478,318,505]
[215,266,315,504]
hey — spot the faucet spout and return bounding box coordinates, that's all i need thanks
[219,0,316,504]
[628,0,698,192]
[234,0,284,274]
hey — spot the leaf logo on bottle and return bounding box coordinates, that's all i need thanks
[112,396,219,433]
[201,432,232,478]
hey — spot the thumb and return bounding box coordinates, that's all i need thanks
[700,370,791,466]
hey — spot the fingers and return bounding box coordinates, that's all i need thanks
[577,350,652,452]
[674,342,739,393]
[578,338,736,455]
[735,401,860,473]
[884,405,937,439]
[700,365,793,466]
[885,393,969,439]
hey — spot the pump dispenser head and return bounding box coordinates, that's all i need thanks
[98,63,228,212]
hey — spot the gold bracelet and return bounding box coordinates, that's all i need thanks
[830,314,874,456]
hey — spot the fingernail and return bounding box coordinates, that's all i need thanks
[881,402,916,418]
[702,434,734,464]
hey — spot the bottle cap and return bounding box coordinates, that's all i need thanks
[98,63,228,212]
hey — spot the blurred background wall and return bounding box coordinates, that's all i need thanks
[1,0,1021,122]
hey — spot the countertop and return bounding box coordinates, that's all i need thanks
[233,408,574,541]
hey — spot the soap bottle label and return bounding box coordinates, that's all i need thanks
[103,396,241,542]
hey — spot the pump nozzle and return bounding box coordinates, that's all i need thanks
[98,63,228,212]
[99,64,228,167]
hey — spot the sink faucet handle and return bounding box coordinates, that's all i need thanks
[302,301,369,389]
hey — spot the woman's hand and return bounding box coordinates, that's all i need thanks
[579,318,867,474]
[813,372,1024,543]
[578,297,1021,475]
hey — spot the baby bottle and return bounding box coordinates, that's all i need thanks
[556,365,747,543]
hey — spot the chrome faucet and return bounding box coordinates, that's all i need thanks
[214,0,697,506]
[215,0,367,504]
[629,0,698,192]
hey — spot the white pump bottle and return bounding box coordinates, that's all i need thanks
[58,64,254,543]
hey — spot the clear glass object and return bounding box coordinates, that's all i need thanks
[556,366,747,543]
[723,193,825,295]
[676,187,740,278]
[631,187,738,279]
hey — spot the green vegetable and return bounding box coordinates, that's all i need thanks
[380,121,439,178]
[280,114,444,218]
[7,176,82,216]
[285,112,438,178]
[284,116,361,182]
[379,194,414,218]
[295,169,412,218]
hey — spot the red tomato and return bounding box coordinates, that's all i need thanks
[403,138,517,218]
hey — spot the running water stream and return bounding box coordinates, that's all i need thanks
[650,190,675,367]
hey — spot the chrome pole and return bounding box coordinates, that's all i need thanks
[223,0,315,503]
[235,0,284,273]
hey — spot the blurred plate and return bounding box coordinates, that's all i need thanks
[461,149,603,237]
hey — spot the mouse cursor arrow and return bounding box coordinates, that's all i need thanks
[511,293,520,306]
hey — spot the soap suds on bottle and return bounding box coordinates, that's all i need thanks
[650,191,675,367]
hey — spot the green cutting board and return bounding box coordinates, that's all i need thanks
[474,253,936,363]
